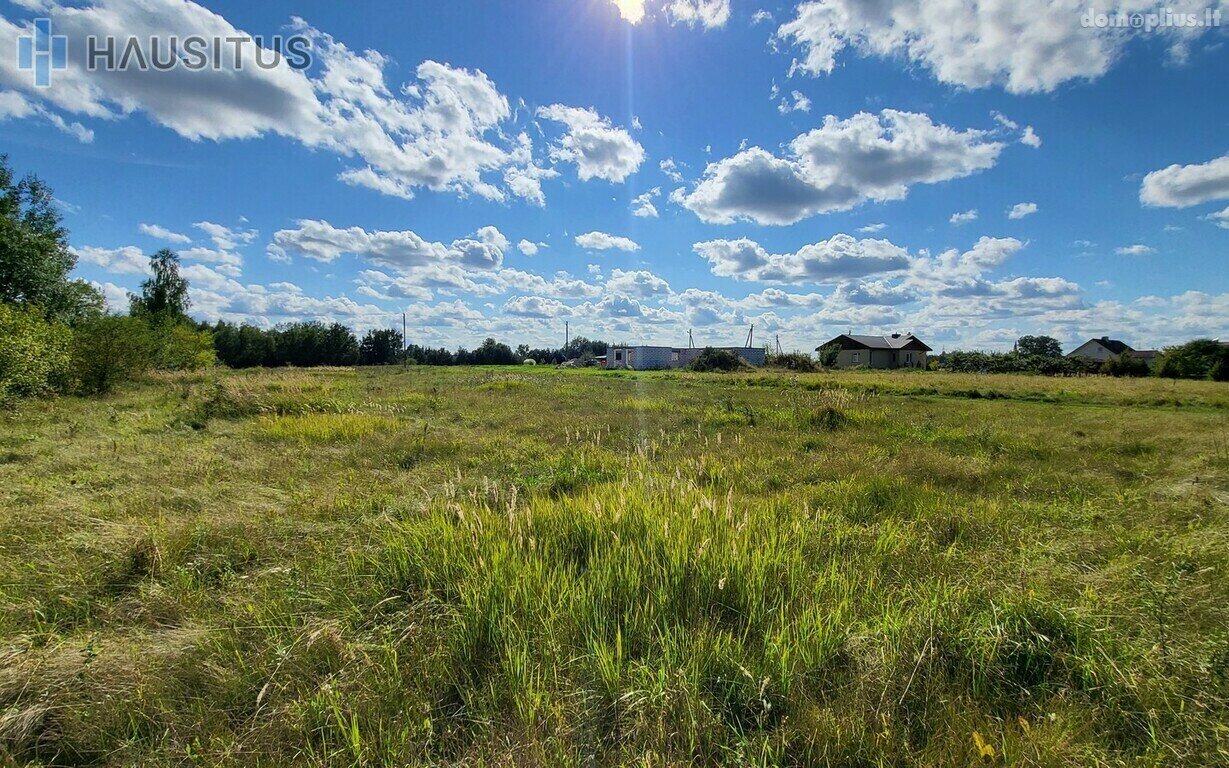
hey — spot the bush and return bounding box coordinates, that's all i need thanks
[689,348,745,373]
[153,322,215,371]
[72,315,153,394]
[0,303,72,401]
[1101,353,1151,378]
[767,352,817,372]
[1157,339,1229,380]
[816,345,840,368]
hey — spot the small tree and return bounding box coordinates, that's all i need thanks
[72,316,153,394]
[1016,335,1063,359]
[0,303,72,401]
[154,323,216,371]
[359,329,404,366]
[130,249,190,323]
[816,345,841,368]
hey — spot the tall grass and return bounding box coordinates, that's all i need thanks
[0,366,1226,766]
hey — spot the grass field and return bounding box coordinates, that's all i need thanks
[2,366,1228,766]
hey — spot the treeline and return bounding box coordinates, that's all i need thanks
[211,321,609,369]
[937,335,1229,381]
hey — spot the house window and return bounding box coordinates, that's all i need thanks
[852,352,860,363]
[905,353,913,364]
[671,351,680,362]
[615,351,623,362]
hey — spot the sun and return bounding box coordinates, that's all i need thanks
[612,0,646,24]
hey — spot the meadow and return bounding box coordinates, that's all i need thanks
[1,366,1228,767]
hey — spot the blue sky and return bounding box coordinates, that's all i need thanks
[1,0,1227,351]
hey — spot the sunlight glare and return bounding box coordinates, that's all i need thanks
[612,0,646,24]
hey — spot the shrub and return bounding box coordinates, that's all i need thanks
[1157,339,1229,380]
[71,315,153,394]
[688,348,744,372]
[767,352,817,372]
[816,345,840,368]
[153,322,215,371]
[1101,352,1151,378]
[0,303,72,401]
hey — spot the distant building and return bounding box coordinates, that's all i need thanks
[1067,336,1158,363]
[817,333,932,369]
[606,346,766,370]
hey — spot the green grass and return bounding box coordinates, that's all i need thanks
[1,366,1227,766]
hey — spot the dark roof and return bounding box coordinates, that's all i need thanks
[818,333,933,352]
[1066,336,1130,358]
[1128,350,1159,361]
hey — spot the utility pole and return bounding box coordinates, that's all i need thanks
[688,329,694,349]
[565,321,570,355]
[775,335,783,356]
[402,312,407,367]
[745,324,755,349]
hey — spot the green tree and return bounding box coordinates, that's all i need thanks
[0,303,72,402]
[0,154,102,321]
[1157,340,1229,380]
[816,345,841,368]
[1016,335,1063,358]
[71,315,153,394]
[130,249,190,322]
[359,329,404,366]
[153,323,216,371]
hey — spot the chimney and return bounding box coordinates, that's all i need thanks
[891,332,902,339]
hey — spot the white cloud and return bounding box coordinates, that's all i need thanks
[517,239,545,256]
[694,234,911,284]
[675,110,1003,225]
[0,89,93,141]
[194,221,257,250]
[0,5,554,205]
[537,104,645,183]
[606,268,671,298]
[503,295,571,318]
[1141,154,1229,208]
[908,236,1026,295]
[950,209,979,225]
[858,223,887,233]
[752,10,774,24]
[139,223,191,244]
[1008,202,1039,219]
[269,220,511,296]
[666,0,732,30]
[88,280,130,311]
[575,231,640,252]
[778,90,812,114]
[1115,244,1156,256]
[631,187,662,218]
[776,0,1222,94]
[1205,206,1229,229]
[1021,126,1042,148]
[72,245,149,275]
[660,158,684,182]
